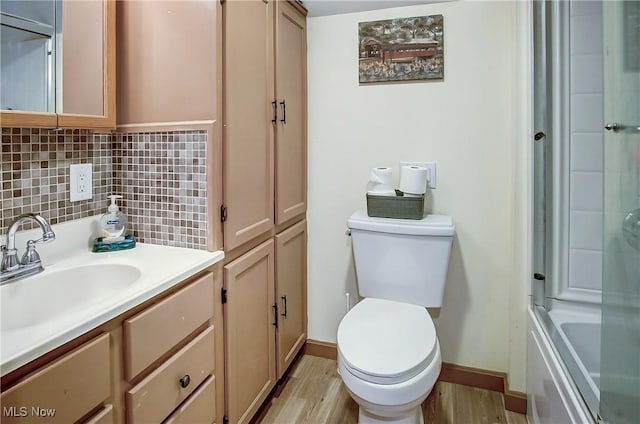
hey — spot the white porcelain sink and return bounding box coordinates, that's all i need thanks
[0,216,224,377]
[1,264,141,331]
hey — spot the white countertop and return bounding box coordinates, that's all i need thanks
[0,216,224,376]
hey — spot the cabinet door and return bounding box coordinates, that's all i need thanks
[224,239,276,424]
[0,334,110,424]
[223,0,275,250]
[274,1,307,225]
[275,219,307,378]
[57,0,116,129]
[116,0,217,125]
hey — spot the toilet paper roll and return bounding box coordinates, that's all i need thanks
[367,167,394,194]
[399,165,428,195]
[369,167,392,186]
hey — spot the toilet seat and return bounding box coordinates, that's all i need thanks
[337,298,438,385]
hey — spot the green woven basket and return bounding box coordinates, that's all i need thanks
[366,190,425,220]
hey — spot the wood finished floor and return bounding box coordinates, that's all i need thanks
[255,355,528,424]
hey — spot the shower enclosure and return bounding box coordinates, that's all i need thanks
[528,1,639,423]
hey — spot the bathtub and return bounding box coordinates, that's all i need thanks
[550,312,601,398]
[527,304,598,423]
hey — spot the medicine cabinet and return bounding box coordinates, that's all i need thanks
[0,0,115,129]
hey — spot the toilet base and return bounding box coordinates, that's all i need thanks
[359,405,424,424]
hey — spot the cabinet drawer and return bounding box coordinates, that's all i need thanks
[84,404,114,424]
[126,326,215,424]
[124,272,214,380]
[0,333,110,424]
[163,375,215,424]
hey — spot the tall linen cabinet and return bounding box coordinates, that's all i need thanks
[222,1,307,423]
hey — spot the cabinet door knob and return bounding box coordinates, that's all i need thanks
[179,374,191,388]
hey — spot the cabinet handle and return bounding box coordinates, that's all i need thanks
[272,303,278,328]
[179,374,191,389]
[271,100,277,123]
[281,295,287,319]
[279,100,286,124]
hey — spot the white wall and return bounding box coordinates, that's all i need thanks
[307,0,529,391]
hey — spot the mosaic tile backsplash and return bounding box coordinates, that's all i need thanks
[1,128,112,229]
[1,128,208,250]
[112,131,208,249]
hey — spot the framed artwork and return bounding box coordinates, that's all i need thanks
[359,14,444,83]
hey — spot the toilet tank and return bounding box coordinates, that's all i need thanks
[347,210,454,308]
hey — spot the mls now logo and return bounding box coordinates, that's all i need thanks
[3,406,27,417]
[3,406,56,418]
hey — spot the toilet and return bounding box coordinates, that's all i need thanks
[337,210,455,424]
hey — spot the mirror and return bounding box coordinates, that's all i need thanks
[0,1,56,112]
[0,0,105,117]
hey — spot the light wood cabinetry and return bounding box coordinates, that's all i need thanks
[221,1,307,422]
[274,0,307,226]
[164,375,216,424]
[224,240,276,424]
[85,405,114,424]
[116,0,217,126]
[123,273,214,380]
[0,268,222,424]
[0,333,111,424]
[275,220,307,378]
[126,326,215,424]
[222,0,307,251]
[123,273,218,424]
[222,220,307,422]
[223,0,275,250]
[0,0,116,129]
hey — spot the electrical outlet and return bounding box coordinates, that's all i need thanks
[399,161,437,189]
[69,163,93,202]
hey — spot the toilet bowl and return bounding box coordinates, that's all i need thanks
[337,298,442,424]
[339,211,454,423]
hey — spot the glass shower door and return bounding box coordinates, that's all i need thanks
[599,1,640,423]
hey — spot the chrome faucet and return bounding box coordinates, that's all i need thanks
[1,213,56,284]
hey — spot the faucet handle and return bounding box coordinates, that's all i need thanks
[1,245,19,271]
[21,240,42,266]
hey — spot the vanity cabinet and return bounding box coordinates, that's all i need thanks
[0,0,116,129]
[123,272,217,424]
[125,327,215,423]
[123,273,214,380]
[164,375,216,424]
[0,333,111,424]
[0,268,222,424]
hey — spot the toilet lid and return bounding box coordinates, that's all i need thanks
[337,298,437,385]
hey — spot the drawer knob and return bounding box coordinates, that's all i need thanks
[179,374,191,389]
